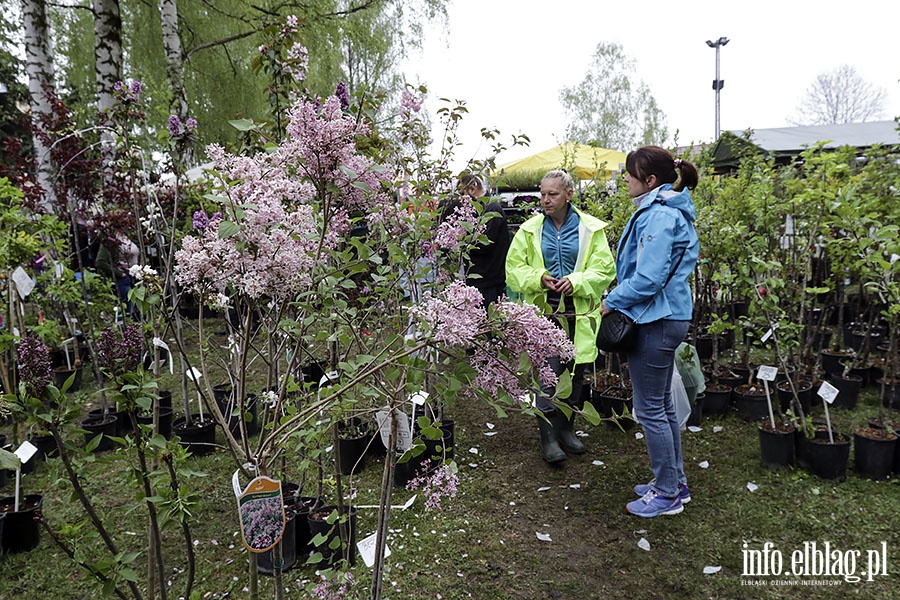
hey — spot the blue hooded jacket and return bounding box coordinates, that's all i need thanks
[605,183,699,323]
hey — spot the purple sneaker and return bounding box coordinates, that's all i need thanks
[633,481,691,504]
[626,490,684,517]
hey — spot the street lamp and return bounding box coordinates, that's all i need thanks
[705,36,729,140]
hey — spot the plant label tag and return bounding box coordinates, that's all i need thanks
[237,476,285,554]
[186,367,202,383]
[756,366,778,382]
[818,381,839,405]
[409,390,428,406]
[12,267,34,299]
[15,440,38,464]
[357,531,391,568]
[319,371,339,388]
[375,408,413,451]
[760,327,775,343]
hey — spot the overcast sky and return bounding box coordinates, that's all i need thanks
[402,0,900,168]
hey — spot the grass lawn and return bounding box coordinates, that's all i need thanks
[2,344,900,599]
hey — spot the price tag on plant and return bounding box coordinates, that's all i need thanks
[756,366,778,382]
[818,381,839,405]
[237,476,285,554]
[357,530,391,568]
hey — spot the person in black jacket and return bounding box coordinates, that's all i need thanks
[453,173,510,310]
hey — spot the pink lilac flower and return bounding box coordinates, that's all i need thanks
[406,464,459,510]
[311,572,355,599]
[433,199,483,252]
[408,282,486,347]
[113,79,143,104]
[240,495,284,550]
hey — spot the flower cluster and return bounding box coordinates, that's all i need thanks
[240,495,284,551]
[113,80,143,104]
[408,282,486,347]
[311,572,355,599]
[334,81,350,111]
[471,301,576,399]
[400,89,423,119]
[283,95,391,213]
[406,464,459,510]
[128,264,158,282]
[96,324,144,378]
[433,199,484,252]
[192,209,222,231]
[17,336,52,399]
[167,114,198,143]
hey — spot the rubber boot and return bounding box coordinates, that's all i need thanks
[550,410,585,455]
[537,415,566,464]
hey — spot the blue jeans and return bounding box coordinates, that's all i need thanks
[627,319,690,498]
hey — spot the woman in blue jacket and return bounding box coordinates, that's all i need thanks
[602,146,700,518]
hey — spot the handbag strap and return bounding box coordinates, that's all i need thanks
[632,246,688,323]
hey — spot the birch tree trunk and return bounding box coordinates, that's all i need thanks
[22,0,57,212]
[158,0,193,166]
[92,0,123,194]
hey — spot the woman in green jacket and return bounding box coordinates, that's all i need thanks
[506,170,615,464]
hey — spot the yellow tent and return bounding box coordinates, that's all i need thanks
[494,142,627,182]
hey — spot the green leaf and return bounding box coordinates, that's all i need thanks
[229,119,258,131]
[582,401,602,426]
[218,221,241,238]
[555,369,572,400]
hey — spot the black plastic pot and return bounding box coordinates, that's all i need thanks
[828,373,863,409]
[52,366,83,392]
[216,393,259,439]
[820,349,854,377]
[287,495,323,559]
[686,393,704,427]
[173,414,217,455]
[734,385,771,422]
[853,430,897,480]
[422,419,455,465]
[804,432,851,481]
[337,420,368,476]
[257,510,297,574]
[776,378,814,415]
[136,406,175,439]
[0,493,43,553]
[80,415,118,452]
[879,379,900,410]
[758,423,796,469]
[594,386,635,430]
[394,450,424,488]
[307,505,357,568]
[702,385,732,416]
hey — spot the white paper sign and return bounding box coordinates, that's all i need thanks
[12,267,35,299]
[357,531,391,568]
[15,440,38,464]
[756,366,778,382]
[186,367,203,383]
[818,381,839,405]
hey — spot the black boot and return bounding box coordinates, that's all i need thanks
[550,410,585,455]
[537,415,566,464]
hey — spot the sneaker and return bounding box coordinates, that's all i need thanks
[626,490,684,517]
[633,480,691,504]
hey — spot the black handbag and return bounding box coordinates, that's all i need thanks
[598,248,686,354]
[596,309,638,353]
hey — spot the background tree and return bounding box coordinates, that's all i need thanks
[560,41,668,152]
[790,64,887,125]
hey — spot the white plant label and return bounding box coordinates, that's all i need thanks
[375,407,412,451]
[760,327,775,343]
[756,366,778,382]
[14,440,38,464]
[319,371,339,388]
[186,366,203,383]
[357,531,390,568]
[818,381,839,405]
[409,390,428,405]
[12,266,34,298]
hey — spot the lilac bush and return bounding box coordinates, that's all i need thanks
[96,323,143,379]
[17,336,52,399]
[406,464,459,510]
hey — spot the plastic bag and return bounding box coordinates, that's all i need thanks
[672,367,691,430]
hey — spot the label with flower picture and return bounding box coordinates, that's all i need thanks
[237,476,285,554]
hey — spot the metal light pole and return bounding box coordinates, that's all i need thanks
[706,37,729,140]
